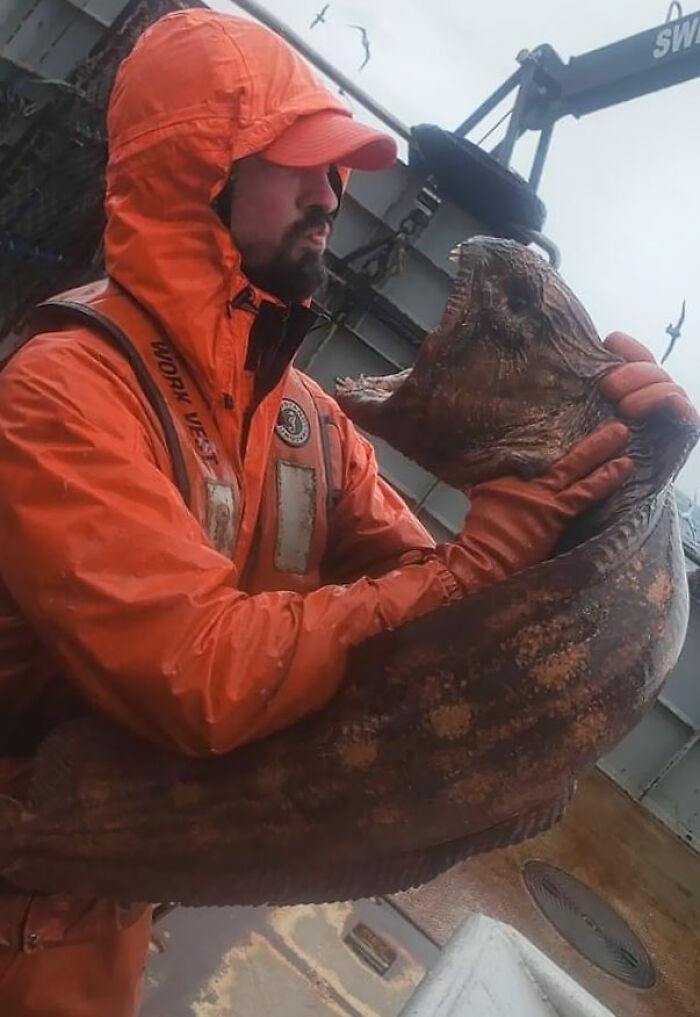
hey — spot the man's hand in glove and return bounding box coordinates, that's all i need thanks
[601,331,699,423]
[437,421,632,595]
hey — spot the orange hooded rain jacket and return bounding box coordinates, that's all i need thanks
[0,10,459,773]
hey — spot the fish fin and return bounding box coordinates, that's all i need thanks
[222,785,575,907]
[442,784,575,860]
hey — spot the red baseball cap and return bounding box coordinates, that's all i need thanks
[263,109,397,170]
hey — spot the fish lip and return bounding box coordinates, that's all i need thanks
[335,377,392,403]
[336,369,411,399]
[449,244,490,279]
[449,241,471,264]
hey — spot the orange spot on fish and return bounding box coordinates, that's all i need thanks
[531,645,588,690]
[338,736,378,770]
[647,572,673,608]
[428,703,473,740]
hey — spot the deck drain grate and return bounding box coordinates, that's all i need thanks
[522,860,656,988]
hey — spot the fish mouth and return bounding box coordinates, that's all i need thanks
[335,237,494,421]
[336,368,411,424]
[449,237,492,273]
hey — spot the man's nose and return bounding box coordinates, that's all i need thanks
[300,167,339,216]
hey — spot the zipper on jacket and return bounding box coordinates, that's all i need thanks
[240,404,255,458]
[231,293,318,457]
[227,285,257,316]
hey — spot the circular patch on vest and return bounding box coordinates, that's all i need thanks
[276,398,310,447]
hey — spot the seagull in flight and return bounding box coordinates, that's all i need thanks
[661,298,686,365]
[310,4,330,29]
[348,24,371,70]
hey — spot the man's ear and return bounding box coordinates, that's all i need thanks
[212,165,238,227]
[328,165,344,219]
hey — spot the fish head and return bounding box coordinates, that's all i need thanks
[338,237,624,489]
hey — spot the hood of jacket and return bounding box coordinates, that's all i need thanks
[104,8,350,405]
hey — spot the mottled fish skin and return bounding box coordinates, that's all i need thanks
[0,238,697,906]
[337,238,694,524]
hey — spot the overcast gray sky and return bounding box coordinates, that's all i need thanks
[220,0,700,494]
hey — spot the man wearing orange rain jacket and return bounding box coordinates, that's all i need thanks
[0,9,696,1016]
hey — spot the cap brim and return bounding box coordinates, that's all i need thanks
[263,110,397,171]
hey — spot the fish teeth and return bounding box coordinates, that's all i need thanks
[449,242,468,264]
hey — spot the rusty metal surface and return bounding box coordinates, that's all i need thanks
[391,770,700,1017]
[141,898,439,1017]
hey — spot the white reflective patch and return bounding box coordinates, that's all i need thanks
[275,462,315,573]
[205,481,237,558]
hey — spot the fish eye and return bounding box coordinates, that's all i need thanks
[508,294,531,314]
[506,278,537,314]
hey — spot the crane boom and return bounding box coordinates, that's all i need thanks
[529,11,700,125]
[456,10,700,188]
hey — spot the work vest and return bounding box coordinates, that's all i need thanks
[0,279,345,949]
[29,279,343,596]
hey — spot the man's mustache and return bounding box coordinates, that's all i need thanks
[286,207,334,246]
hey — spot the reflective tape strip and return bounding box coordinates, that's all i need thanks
[275,462,316,573]
[205,481,237,558]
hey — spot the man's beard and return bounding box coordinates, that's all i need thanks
[243,249,327,304]
[240,209,331,304]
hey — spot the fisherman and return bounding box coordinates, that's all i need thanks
[0,9,694,1016]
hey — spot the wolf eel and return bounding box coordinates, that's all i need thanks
[0,237,696,906]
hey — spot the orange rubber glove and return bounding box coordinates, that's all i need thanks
[601,332,700,424]
[437,421,633,594]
